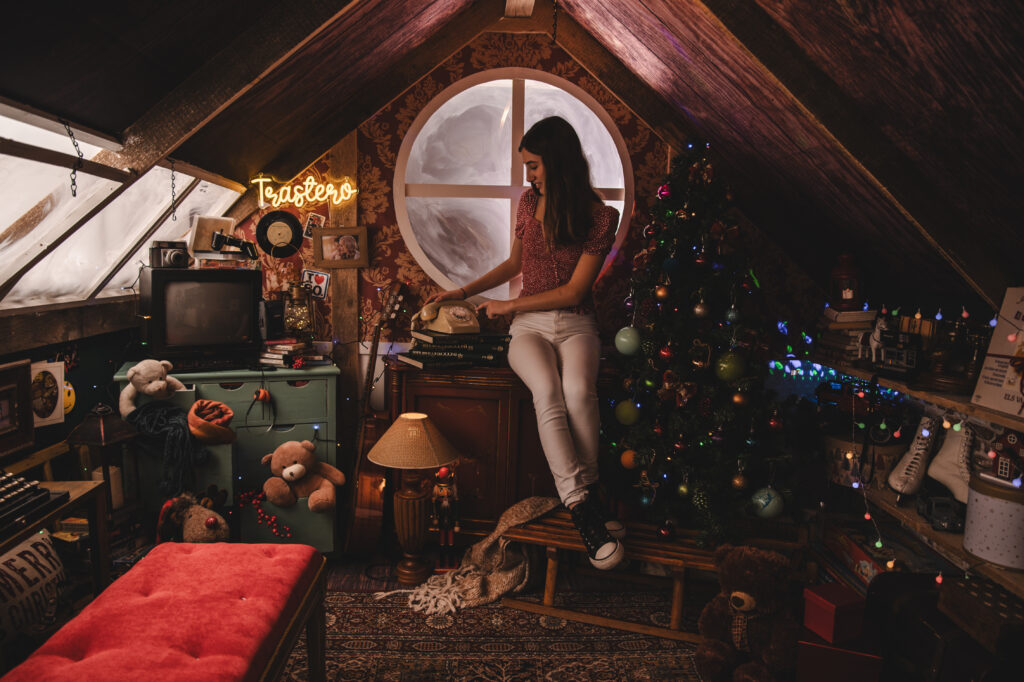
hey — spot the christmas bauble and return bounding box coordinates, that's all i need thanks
[620,449,638,470]
[655,285,670,300]
[614,326,642,355]
[658,345,674,361]
[643,376,656,389]
[615,400,640,425]
[673,439,687,453]
[751,487,783,518]
[676,481,690,496]
[657,184,671,200]
[639,489,654,506]
[653,423,663,435]
[658,521,676,539]
[692,301,709,318]
[725,306,740,324]
[642,223,657,239]
[732,391,747,406]
[623,295,635,311]
[622,376,634,391]
[63,380,76,414]
[714,351,746,382]
[731,472,749,490]
[768,415,783,431]
[692,489,709,511]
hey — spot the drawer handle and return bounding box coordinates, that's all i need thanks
[287,380,311,388]
[219,382,245,390]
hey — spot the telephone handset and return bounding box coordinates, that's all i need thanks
[412,300,481,334]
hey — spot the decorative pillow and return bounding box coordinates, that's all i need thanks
[0,529,66,643]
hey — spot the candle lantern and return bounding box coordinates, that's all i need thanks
[283,283,316,339]
[829,253,862,311]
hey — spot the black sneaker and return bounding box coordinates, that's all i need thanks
[585,484,626,539]
[570,499,625,570]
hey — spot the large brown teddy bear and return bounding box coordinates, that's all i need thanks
[261,440,346,513]
[695,544,800,682]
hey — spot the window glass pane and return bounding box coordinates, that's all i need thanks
[406,197,510,299]
[0,114,103,158]
[0,158,118,294]
[406,80,513,186]
[100,181,241,299]
[4,167,187,307]
[524,81,623,188]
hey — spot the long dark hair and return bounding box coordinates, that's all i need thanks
[519,116,601,246]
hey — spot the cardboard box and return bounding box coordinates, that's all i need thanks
[804,583,865,643]
[971,286,1024,417]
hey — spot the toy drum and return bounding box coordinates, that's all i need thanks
[963,474,1024,570]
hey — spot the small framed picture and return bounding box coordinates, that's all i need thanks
[30,361,64,428]
[300,269,331,300]
[314,226,369,269]
[303,212,326,239]
[0,359,34,459]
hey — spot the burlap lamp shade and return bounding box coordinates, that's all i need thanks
[367,413,460,584]
[367,412,460,470]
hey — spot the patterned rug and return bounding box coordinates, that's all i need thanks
[279,588,702,681]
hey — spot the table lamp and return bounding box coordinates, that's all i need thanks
[367,412,460,584]
[67,403,138,512]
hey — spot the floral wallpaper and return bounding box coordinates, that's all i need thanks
[234,33,669,345]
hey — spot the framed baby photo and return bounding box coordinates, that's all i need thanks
[0,359,34,459]
[314,226,369,269]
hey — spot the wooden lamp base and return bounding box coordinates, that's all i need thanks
[393,469,432,585]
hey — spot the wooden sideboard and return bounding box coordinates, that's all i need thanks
[385,360,556,535]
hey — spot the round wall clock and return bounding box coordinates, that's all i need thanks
[256,211,303,258]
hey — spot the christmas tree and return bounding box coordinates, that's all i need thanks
[602,143,790,542]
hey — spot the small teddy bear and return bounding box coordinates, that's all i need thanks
[118,359,186,418]
[157,492,229,543]
[261,440,346,513]
[695,544,800,682]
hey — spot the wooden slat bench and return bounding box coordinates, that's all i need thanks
[501,508,804,643]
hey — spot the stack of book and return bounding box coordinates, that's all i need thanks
[397,330,512,369]
[259,338,333,368]
[816,308,876,364]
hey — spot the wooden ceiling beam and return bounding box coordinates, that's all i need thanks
[262,0,504,183]
[0,0,357,304]
[700,0,1006,307]
[0,137,132,183]
[505,0,536,17]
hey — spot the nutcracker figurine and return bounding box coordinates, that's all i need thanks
[431,465,460,570]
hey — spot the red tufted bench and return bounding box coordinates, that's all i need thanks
[2,542,326,682]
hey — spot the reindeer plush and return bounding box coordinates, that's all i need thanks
[859,314,890,364]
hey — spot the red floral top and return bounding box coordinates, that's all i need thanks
[514,189,618,313]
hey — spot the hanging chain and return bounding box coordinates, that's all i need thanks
[61,119,84,197]
[552,1,559,43]
[170,159,177,221]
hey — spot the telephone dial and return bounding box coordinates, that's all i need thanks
[411,300,480,334]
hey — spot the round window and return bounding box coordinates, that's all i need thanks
[394,68,633,300]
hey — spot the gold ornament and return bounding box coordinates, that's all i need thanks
[655,285,670,300]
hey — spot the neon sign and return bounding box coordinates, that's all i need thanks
[251,175,358,209]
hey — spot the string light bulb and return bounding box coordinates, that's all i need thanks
[914,309,922,320]
[942,417,952,429]
[935,308,943,321]
[886,559,895,570]
[953,421,963,432]
[990,316,998,327]
[961,306,969,319]
[1009,332,1019,343]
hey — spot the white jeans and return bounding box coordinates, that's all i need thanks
[508,310,601,506]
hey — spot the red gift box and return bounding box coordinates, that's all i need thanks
[803,583,865,643]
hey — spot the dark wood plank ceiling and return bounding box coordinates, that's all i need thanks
[1,0,1020,312]
[0,0,280,135]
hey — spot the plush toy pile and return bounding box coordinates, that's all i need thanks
[694,544,800,682]
[261,440,346,512]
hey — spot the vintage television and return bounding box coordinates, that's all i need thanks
[139,267,262,370]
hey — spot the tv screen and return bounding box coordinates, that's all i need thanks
[164,280,255,347]
[140,267,262,363]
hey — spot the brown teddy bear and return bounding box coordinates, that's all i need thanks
[118,359,186,418]
[695,544,800,682]
[157,492,229,543]
[261,440,346,513]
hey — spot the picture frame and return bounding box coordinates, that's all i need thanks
[303,212,326,239]
[29,361,64,428]
[0,359,34,459]
[314,226,369,269]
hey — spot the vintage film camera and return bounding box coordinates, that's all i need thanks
[149,240,190,268]
[211,230,259,260]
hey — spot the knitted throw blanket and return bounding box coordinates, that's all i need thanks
[126,400,209,496]
[376,496,561,615]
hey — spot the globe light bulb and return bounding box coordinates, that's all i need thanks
[990,316,998,327]
[942,418,951,429]
[1009,332,1019,343]
[988,449,997,459]
[915,309,922,320]
[922,428,931,437]
[935,308,943,321]
[874,539,883,549]
[961,306,969,319]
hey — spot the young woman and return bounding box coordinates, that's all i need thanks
[424,116,624,569]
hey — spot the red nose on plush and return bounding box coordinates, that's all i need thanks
[205,516,218,529]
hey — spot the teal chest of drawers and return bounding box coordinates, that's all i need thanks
[114,363,340,551]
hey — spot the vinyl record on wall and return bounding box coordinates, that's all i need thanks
[255,211,303,258]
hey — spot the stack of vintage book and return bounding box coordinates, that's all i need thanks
[259,338,333,368]
[816,308,876,364]
[397,330,512,369]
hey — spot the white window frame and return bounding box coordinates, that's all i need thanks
[393,68,634,300]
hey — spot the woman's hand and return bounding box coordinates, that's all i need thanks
[476,299,516,319]
[424,288,466,305]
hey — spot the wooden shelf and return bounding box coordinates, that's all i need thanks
[816,359,1024,433]
[864,487,1024,600]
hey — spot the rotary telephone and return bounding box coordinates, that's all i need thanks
[411,300,480,334]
